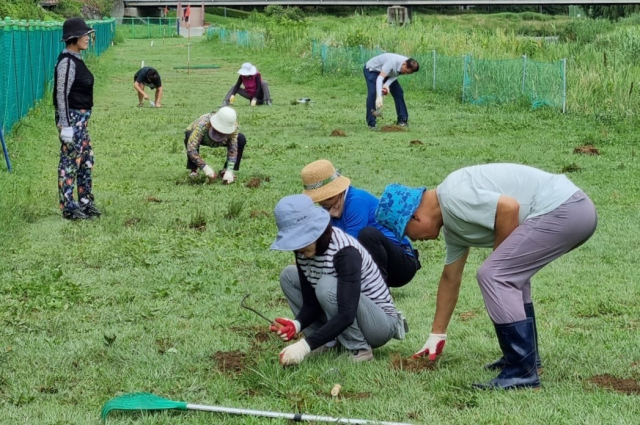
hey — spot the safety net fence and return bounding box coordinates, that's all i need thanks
[0,17,115,137]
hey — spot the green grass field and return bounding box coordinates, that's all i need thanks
[1,15,640,425]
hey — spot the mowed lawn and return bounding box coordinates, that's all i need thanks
[1,32,640,425]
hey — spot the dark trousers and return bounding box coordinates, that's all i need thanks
[184,132,246,172]
[363,67,408,127]
[357,226,420,288]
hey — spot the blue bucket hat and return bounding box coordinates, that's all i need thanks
[271,194,330,251]
[375,184,426,240]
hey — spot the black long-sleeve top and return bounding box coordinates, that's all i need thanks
[53,50,94,127]
[295,246,363,350]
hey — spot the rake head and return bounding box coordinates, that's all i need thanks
[101,392,187,421]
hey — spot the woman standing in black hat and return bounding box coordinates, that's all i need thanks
[54,18,100,220]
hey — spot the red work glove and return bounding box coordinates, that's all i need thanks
[412,333,447,360]
[270,318,301,342]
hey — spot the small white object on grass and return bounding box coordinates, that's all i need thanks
[149,100,155,107]
[330,384,342,397]
[151,40,154,47]
[141,60,144,68]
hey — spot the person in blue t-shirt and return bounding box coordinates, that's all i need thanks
[300,160,420,288]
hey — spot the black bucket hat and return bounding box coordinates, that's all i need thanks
[61,18,95,42]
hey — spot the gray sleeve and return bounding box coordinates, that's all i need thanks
[55,58,76,128]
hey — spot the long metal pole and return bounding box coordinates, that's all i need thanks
[1,127,12,172]
[522,54,527,93]
[185,403,413,425]
[432,49,436,90]
[562,58,567,113]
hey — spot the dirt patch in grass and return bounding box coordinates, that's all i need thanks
[188,222,206,232]
[459,311,477,321]
[330,129,346,137]
[250,210,269,218]
[124,218,140,227]
[588,374,640,395]
[574,145,600,155]
[212,350,247,374]
[410,139,423,145]
[156,338,176,355]
[390,353,437,372]
[146,197,162,203]
[245,175,270,189]
[381,125,405,132]
[562,163,582,173]
[230,325,273,344]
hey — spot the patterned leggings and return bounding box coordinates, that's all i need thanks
[58,109,94,211]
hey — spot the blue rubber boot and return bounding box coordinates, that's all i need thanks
[485,303,541,371]
[473,318,540,390]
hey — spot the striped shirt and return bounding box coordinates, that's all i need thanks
[296,227,397,317]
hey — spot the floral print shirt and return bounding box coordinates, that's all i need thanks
[185,112,239,170]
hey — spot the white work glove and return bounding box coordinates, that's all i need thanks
[250,98,257,107]
[60,126,74,143]
[202,165,216,179]
[229,95,235,104]
[279,339,311,366]
[375,96,383,109]
[412,333,447,360]
[222,169,235,184]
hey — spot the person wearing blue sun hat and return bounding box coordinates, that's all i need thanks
[375,163,597,390]
[269,194,406,366]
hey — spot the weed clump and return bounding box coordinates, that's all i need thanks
[562,163,582,173]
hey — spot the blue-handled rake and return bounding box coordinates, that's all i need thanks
[101,392,413,424]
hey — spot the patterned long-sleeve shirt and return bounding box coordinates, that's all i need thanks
[185,112,239,170]
[54,49,94,127]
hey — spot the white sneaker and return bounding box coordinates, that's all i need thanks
[393,311,408,340]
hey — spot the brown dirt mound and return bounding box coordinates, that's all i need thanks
[381,125,406,132]
[410,140,423,145]
[574,145,600,155]
[250,210,270,218]
[212,350,247,374]
[146,197,162,203]
[390,353,437,372]
[330,129,346,137]
[588,374,640,395]
[245,175,271,189]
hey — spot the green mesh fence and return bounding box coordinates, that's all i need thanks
[311,41,566,111]
[207,26,265,49]
[119,17,178,39]
[0,17,115,136]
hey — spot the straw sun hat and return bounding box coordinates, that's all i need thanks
[301,160,351,202]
